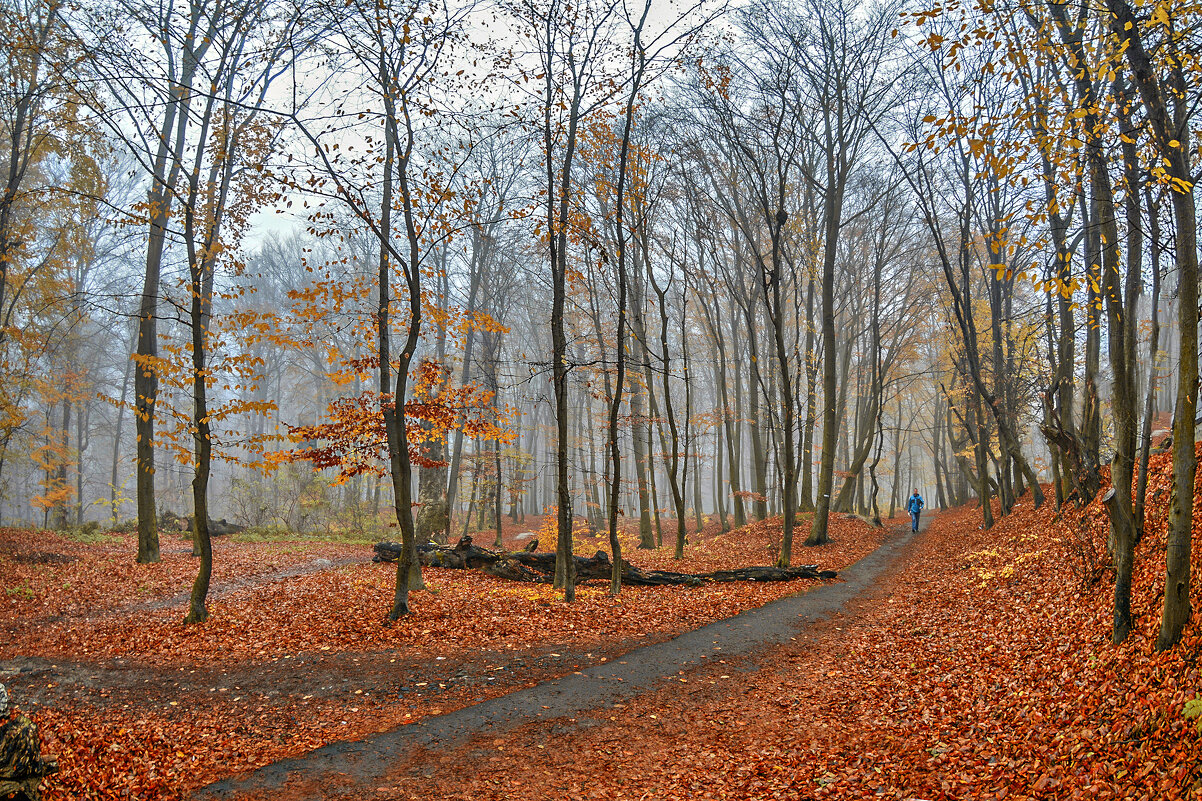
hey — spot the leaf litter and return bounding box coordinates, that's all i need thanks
[385,447,1202,801]
[3,512,885,800]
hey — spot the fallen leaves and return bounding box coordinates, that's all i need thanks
[3,512,887,801]
[387,446,1202,801]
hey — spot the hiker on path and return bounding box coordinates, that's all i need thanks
[906,490,925,532]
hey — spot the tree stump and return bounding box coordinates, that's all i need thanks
[0,686,58,801]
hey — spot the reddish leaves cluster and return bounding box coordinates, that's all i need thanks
[280,358,512,478]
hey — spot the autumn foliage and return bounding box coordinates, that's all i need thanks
[2,512,882,800]
[278,358,512,479]
[397,450,1202,801]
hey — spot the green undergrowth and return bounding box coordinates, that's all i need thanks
[1185,696,1202,734]
[229,525,377,545]
[62,523,123,545]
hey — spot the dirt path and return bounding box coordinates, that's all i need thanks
[192,514,930,801]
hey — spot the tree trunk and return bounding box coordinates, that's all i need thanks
[1106,0,1199,649]
[1135,189,1163,541]
[184,282,213,625]
[970,391,995,529]
[110,327,135,526]
[730,322,747,528]
[133,21,206,565]
[444,238,487,539]
[547,63,583,602]
[763,211,797,567]
[798,277,818,512]
[647,256,688,559]
[808,159,846,547]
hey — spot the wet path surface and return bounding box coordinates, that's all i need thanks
[194,515,930,800]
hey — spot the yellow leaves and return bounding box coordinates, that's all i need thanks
[1169,174,1194,194]
[1150,165,1195,195]
[1149,3,1171,29]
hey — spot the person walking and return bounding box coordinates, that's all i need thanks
[906,489,925,532]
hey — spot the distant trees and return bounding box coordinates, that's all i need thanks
[0,0,125,530]
[0,0,1195,649]
[686,0,903,552]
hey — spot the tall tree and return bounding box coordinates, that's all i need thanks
[295,0,471,618]
[513,0,622,601]
[175,0,300,624]
[82,0,228,563]
[1107,0,1198,651]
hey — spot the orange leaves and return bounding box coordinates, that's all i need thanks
[408,357,515,446]
[425,301,508,347]
[29,485,73,511]
[396,456,1202,801]
[279,357,513,479]
[14,453,1202,801]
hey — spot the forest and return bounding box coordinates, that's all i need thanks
[1,0,1201,797]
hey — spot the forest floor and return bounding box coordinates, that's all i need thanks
[297,449,1201,801]
[1,508,888,800]
[6,447,1202,801]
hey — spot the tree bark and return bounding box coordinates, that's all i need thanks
[1135,188,1164,541]
[1106,0,1198,650]
[808,171,843,546]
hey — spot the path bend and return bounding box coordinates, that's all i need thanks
[192,513,932,800]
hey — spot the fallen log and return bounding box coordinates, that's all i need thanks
[158,511,245,537]
[372,536,838,585]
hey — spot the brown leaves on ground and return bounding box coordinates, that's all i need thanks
[393,448,1202,801]
[2,512,885,801]
[0,529,357,642]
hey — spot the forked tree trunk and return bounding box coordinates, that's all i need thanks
[1106,0,1199,650]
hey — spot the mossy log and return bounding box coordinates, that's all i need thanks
[372,536,837,585]
[0,712,58,801]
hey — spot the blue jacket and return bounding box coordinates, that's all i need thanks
[906,494,925,514]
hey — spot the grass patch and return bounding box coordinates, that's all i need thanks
[5,580,34,598]
[1185,696,1202,734]
[62,523,123,545]
[229,526,378,546]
